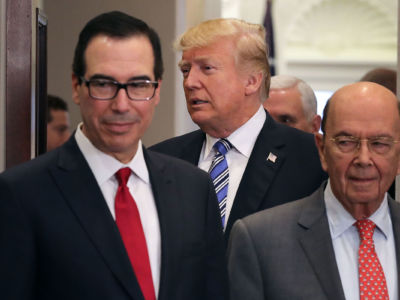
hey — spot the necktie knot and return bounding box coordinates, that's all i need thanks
[213,139,232,156]
[116,167,131,186]
[355,219,376,241]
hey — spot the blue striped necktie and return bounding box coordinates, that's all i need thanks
[209,139,232,228]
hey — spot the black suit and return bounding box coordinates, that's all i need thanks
[150,113,327,238]
[0,137,228,300]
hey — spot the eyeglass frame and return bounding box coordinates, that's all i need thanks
[329,135,400,155]
[79,76,159,101]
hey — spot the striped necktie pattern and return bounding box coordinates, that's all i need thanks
[209,139,232,228]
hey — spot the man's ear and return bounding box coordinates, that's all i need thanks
[244,72,263,96]
[315,133,328,172]
[72,74,81,105]
[311,115,322,134]
[153,80,162,106]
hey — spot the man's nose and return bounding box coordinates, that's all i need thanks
[184,68,201,90]
[111,88,131,112]
[354,140,373,166]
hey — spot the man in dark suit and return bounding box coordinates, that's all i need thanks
[150,18,326,238]
[228,82,400,299]
[0,11,228,300]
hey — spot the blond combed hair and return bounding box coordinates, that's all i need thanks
[175,18,271,99]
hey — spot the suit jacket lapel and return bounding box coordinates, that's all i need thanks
[49,138,144,300]
[226,115,287,235]
[144,149,183,300]
[297,184,346,300]
[180,130,205,164]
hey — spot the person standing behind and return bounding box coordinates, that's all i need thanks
[361,67,396,94]
[0,11,228,300]
[150,18,326,239]
[47,94,71,151]
[228,82,400,300]
[264,75,321,134]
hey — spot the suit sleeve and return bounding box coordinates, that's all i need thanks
[205,179,230,299]
[0,177,36,299]
[228,219,264,300]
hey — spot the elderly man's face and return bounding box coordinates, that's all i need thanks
[316,82,400,218]
[72,35,161,163]
[179,37,261,138]
[264,87,316,133]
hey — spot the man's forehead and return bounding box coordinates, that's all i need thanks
[84,35,155,80]
[326,96,400,135]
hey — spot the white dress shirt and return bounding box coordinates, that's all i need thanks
[324,180,398,300]
[198,105,266,227]
[75,124,161,297]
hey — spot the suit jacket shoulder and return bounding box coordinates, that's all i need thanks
[228,183,345,300]
[149,130,205,165]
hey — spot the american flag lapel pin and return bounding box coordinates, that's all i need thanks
[267,152,277,163]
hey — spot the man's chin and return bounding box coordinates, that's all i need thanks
[347,190,382,205]
[188,113,210,128]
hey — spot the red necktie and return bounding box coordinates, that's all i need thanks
[355,219,389,300]
[115,168,155,300]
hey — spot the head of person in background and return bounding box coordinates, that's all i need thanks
[176,18,270,138]
[47,94,71,151]
[264,75,321,134]
[360,67,396,94]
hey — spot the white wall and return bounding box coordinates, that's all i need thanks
[273,0,397,91]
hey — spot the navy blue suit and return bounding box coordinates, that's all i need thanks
[150,112,327,238]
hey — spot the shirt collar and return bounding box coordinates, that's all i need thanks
[324,179,391,240]
[204,105,266,159]
[74,123,149,185]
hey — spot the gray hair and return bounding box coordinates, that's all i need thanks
[270,75,317,121]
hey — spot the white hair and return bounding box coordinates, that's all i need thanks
[270,75,317,121]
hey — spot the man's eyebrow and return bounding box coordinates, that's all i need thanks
[178,60,189,68]
[278,114,295,121]
[178,57,217,69]
[333,131,353,137]
[88,74,152,82]
[127,75,152,81]
[89,74,115,81]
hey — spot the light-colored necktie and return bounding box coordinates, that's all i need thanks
[115,168,155,300]
[209,139,232,227]
[355,219,389,300]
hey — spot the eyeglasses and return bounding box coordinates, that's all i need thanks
[330,136,400,155]
[80,77,159,101]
